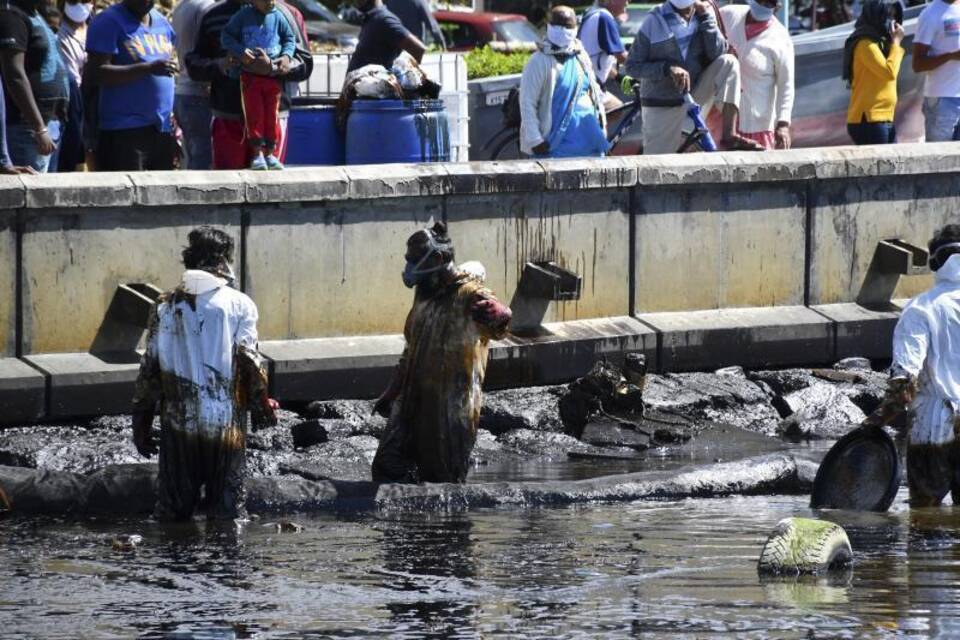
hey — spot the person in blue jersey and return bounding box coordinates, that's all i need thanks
[85,0,178,171]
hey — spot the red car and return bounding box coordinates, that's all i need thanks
[434,10,540,51]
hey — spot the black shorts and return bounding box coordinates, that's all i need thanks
[95,125,177,172]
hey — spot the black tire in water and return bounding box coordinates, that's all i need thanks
[757,517,853,576]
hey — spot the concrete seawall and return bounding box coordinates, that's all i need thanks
[1,143,958,422]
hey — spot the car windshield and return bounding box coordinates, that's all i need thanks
[620,5,653,37]
[492,19,540,43]
[289,0,338,22]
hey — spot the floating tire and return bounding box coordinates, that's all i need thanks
[757,517,853,576]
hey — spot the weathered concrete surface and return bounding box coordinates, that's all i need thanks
[637,306,833,372]
[0,453,816,514]
[22,353,140,418]
[20,206,241,354]
[0,210,15,358]
[808,172,960,305]
[634,184,806,312]
[812,303,899,361]
[0,359,45,424]
[245,197,441,340]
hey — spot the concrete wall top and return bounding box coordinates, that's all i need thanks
[5,142,959,208]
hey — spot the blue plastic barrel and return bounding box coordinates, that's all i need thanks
[285,105,345,166]
[346,99,450,165]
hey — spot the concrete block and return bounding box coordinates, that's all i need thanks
[0,175,25,209]
[724,149,819,182]
[131,171,244,206]
[0,358,45,425]
[22,353,139,417]
[539,156,637,191]
[21,206,241,354]
[259,335,406,401]
[876,141,960,177]
[486,316,657,389]
[444,160,546,195]
[811,303,899,361]
[448,188,630,324]
[21,172,134,209]
[808,174,958,305]
[0,211,15,357]
[633,152,729,186]
[245,197,441,340]
[244,166,350,203]
[637,306,833,371]
[346,163,449,199]
[634,183,806,312]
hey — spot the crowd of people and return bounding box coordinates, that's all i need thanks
[0,0,957,173]
[520,0,960,158]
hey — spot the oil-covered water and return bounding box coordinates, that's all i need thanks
[2,484,960,639]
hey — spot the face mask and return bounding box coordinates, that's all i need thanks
[219,262,237,288]
[64,2,92,22]
[546,24,577,49]
[401,249,449,288]
[670,0,696,10]
[746,0,775,21]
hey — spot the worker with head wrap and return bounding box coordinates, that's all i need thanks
[372,222,512,484]
[863,225,960,507]
[131,226,277,521]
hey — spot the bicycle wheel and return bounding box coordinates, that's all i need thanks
[490,130,522,161]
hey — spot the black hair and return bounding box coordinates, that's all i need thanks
[929,224,960,271]
[429,220,455,263]
[182,226,234,271]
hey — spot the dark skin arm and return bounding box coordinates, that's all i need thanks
[0,49,54,154]
[400,34,426,63]
[912,42,960,73]
[86,51,179,86]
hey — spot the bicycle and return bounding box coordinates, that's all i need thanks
[482,80,716,160]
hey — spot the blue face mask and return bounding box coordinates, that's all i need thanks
[747,0,775,22]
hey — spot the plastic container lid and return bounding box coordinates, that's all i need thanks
[810,426,901,512]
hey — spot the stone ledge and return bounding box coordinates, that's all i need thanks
[637,306,834,372]
[21,353,139,418]
[21,172,135,209]
[0,175,25,209]
[244,166,351,203]
[0,358,45,425]
[538,156,637,191]
[345,163,449,199]
[131,171,244,206]
[443,160,547,194]
[811,303,899,361]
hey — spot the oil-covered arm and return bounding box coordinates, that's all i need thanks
[234,299,277,430]
[863,305,928,427]
[472,288,512,340]
[131,303,163,457]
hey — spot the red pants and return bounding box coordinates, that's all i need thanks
[240,72,281,151]
[211,114,289,170]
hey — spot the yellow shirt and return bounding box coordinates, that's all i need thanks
[847,39,904,124]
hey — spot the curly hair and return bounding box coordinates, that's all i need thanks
[929,224,960,271]
[182,226,235,271]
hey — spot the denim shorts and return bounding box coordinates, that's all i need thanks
[923,97,960,142]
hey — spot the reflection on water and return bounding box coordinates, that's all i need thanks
[2,488,960,638]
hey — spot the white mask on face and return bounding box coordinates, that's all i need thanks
[64,2,92,23]
[546,24,577,49]
[670,0,696,9]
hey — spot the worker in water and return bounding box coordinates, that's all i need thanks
[863,225,960,507]
[371,222,512,484]
[131,226,277,520]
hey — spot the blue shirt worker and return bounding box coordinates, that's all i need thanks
[86,0,178,171]
[579,0,628,110]
[221,0,294,170]
[346,0,424,73]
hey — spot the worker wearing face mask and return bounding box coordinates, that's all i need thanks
[518,4,608,158]
[371,222,512,484]
[720,0,794,149]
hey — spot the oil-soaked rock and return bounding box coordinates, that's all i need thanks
[258,436,380,481]
[291,420,329,449]
[112,534,144,552]
[81,463,158,515]
[247,423,295,452]
[749,367,888,418]
[579,417,650,450]
[480,386,565,435]
[834,357,872,371]
[0,424,144,473]
[644,373,781,435]
[497,429,592,456]
[0,465,85,514]
[778,383,865,441]
[470,430,527,467]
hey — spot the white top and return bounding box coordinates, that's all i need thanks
[892,254,960,445]
[915,0,960,98]
[720,5,794,133]
[580,8,619,85]
[170,0,214,96]
[149,270,259,437]
[56,22,86,87]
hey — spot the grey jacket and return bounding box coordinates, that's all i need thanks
[624,2,727,106]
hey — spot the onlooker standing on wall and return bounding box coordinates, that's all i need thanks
[842,0,904,145]
[578,0,628,110]
[55,0,90,171]
[346,0,424,73]
[385,0,445,50]
[0,0,69,172]
[171,0,213,169]
[625,0,761,153]
[519,5,607,158]
[720,0,794,149]
[0,79,36,172]
[913,0,960,142]
[86,0,178,171]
